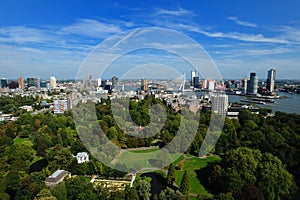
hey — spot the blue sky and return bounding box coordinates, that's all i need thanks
[0,0,300,80]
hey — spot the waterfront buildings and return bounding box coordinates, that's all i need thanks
[267,68,276,93]
[247,72,258,95]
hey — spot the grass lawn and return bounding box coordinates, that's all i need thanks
[175,155,221,195]
[14,137,31,144]
[115,148,182,170]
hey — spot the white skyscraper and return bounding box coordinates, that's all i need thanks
[267,69,276,93]
[207,79,215,91]
[211,94,228,116]
[50,76,57,89]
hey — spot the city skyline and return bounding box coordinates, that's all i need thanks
[1,1,300,79]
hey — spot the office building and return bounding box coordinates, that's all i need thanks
[191,71,196,86]
[141,78,148,91]
[27,77,40,89]
[201,79,207,89]
[8,81,18,89]
[193,76,199,88]
[50,76,57,89]
[267,68,276,93]
[247,72,258,95]
[111,76,118,90]
[0,78,8,88]
[40,81,47,88]
[34,77,40,89]
[97,78,102,87]
[18,77,24,89]
[242,78,248,95]
[207,79,215,91]
[211,94,228,116]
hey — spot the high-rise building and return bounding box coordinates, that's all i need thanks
[211,94,228,116]
[8,81,18,89]
[40,80,47,88]
[201,79,207,89]
[242,78,248,95]
[0,78,8,88]
[191,71,196,86]
[247,72,258,95]
[18,77,24,89]
[267,68,276,93]
[50,76,57,89]
[88,75,93,89]
[193,76,199,88]
[27,78,35,88]
[97,78,102,87]
[27,77,40,89]
[207,79,215,91]
[141,79,148,91]
[111,76,118,90]
[34,77,40,89]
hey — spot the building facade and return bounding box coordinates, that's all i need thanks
[211,94,228,116]
[267,68,276,93]
[247,72,258,95]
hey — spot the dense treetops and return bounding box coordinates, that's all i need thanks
[0,95,299,199]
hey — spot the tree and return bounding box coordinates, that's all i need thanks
[126,188,139,200]
[234,184,264,200]
[34,189,57,200]
[65,176,96,200]
[136,180,151,200]
[159,187,182,200]
[256,153,295,200]
[167,163,176,185]
[179,170,190,196]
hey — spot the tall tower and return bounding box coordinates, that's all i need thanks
[211,94,228,116]
[34,77,40,89]
[50,76,57,89]
[191,71,196,86]
[18,77,24,89]
[111,76,118,90]
[207,79,215,91]
[141,78,148,91]
[242,78,248,95]
[247,72,258,95]
[267,69,276,93]
[0,78,8,88]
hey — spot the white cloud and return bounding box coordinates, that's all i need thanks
[198,30,290,44]
[61,19,121,38]
[155,8,194,16]
[0,26,55,44]
[227,16,257,28]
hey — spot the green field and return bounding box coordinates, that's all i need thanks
[114,148,183,170]
[175,155,221,195]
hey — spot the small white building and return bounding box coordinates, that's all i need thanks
[74,152,89,163]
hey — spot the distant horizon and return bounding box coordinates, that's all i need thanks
[1,1,300,80]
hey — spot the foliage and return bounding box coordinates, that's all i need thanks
[179,170,190,196]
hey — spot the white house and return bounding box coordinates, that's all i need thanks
[74,152,89,163]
